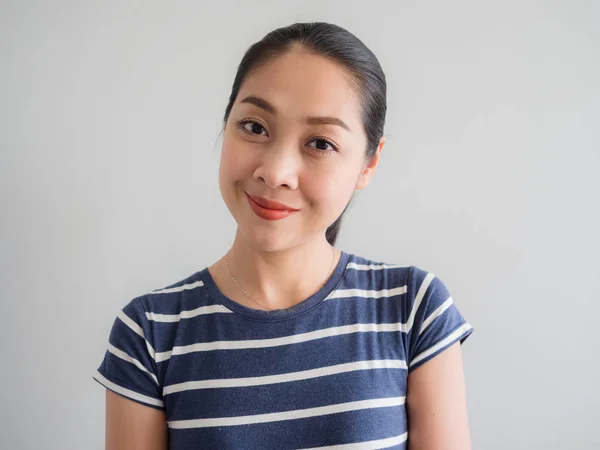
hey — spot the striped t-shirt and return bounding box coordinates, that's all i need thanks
[94,250,472,449]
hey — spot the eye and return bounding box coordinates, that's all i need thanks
[307,138,338,154]
[237,119,269,137]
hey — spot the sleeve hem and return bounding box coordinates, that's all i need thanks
[408,322,473,373]
[93,370,165,411]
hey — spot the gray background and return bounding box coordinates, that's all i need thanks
[1,1,599,449]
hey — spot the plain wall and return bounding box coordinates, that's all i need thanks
[1,1,599,448]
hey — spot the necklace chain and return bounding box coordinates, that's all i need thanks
[224,247,336,311]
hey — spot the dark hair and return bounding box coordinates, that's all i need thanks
[223,22,387,246]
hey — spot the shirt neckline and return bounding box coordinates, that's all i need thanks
[200,250,351,322]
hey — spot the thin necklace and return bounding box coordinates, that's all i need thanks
[224,247,336,311]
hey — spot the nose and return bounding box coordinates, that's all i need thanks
[253,140,300,190]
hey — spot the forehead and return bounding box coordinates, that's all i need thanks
[235,50,363,128]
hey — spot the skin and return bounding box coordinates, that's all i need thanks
[105,390,167,450]
[208,47,383,311]
[105,47,471,449]
[407,343,472,449]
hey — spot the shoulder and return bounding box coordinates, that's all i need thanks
[344,250,450,283]
[344,252,441,294]
[343,252,460,316]
[106,269,211,365]
[342,256,473,372]
[343,251,412,279]
[131,270,208,315]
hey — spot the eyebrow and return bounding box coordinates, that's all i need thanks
[239,95,352,132]
[240,95,276,114]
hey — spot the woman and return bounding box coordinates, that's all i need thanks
[94,22,473,449]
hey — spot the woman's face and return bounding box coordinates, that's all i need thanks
[219,49,382,251]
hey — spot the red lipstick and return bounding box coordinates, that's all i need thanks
[246,193,299,221]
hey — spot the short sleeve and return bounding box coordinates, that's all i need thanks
[93,297,165,410]
[406,266,473,372]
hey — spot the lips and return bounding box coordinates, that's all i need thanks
[245,192,299,221]
[246,193,299,211]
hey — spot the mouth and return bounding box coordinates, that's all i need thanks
[246,193,299,211]
[245,192,299,221]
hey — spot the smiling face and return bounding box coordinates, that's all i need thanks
[219,48,382,251]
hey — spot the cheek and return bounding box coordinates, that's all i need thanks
[219,145,243,208]
[303,168,357,213]
[219,139,252,184]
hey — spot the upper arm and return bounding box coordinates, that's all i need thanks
[106,390,168,450]
[94,297,168,449]
[403,266,474,449]
[406,342,471,450]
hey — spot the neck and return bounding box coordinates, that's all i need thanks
[219,230,338,310]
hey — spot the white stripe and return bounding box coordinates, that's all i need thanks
[93,371,164,408]
[117,310,145,338]
[155,322,411,362]
[405,272,436,333]
[419,297,454,336]
[107,343,159,386]
[168,396,405,429]
[327,286,407,300]
[299,432,408,449]
[146,304,233,322]
[147,287,407,322]
[148,280,204,295]
[117,310,157,361]
[346,262,407,271]
[410,322,473,367]
[163,359,407,395]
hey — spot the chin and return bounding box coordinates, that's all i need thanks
[236,223,297,252]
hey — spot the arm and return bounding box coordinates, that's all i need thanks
[106,390,168,450]
[406,342,472,450]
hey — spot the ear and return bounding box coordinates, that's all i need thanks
[355,136,385,190]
